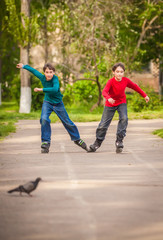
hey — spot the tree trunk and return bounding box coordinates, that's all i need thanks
[90,75,102,111]
[19,0,31,113]
[19,47,31,113]
[96,75,102,106]
[44,16,48,63]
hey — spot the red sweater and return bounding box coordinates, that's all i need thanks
[102,77,147,107]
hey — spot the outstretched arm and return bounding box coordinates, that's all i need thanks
[16,63,44,81]
[127,79,150,103]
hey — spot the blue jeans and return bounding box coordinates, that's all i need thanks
[96,103,128,142]
[40,101,80,143]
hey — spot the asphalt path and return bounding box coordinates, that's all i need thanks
[0,119,163,240]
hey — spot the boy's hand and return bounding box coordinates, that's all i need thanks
[34,88,43,92]
[16,63,23,69]
[108,98,115,104]
[145,96,150,103]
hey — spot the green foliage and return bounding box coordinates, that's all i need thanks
[10,74,20,102]
[0,101,40,140]
[1,0,162,110]
[1,83,11,101]
[4,0,39,47]
[1,72,20,102]
[0,122,16,138]
[63,80,98,106]
[4,73,44,111]
[129,85,162,112]
[0,0,20,102]
[62,84,74,105]
[153,129,163,138]
[31,76,44,111]
[113,0,162,70]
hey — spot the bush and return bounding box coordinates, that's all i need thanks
[63,80,98,106]
[11,74,20,103]
[8,74,44,111]
[1,83,11,101]
[1,73,20,102]
[129,85,162,112]
[62,84,74,105]
[31,76,44,111]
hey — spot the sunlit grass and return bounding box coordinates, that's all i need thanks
[153,129,163,138]
[0,102,41,140]
[0,122,16,138]
[0,101,163,140]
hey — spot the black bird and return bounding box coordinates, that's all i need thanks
[8,177,42,197]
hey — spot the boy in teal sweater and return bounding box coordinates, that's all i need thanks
[17,63,88,153]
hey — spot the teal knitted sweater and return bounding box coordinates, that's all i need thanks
[23,65,63,104]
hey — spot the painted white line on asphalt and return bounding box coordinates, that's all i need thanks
[59,143,97,240]
[128,149,163,178]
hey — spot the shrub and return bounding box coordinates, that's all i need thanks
[11,74,20,103]
[129,85,162,112]
[1,73,20,102]
[63,80,98,106]
[62,84,74,105]
[31,76,44,111]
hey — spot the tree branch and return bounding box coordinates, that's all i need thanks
[132,15,159,61]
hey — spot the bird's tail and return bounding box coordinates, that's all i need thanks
[8,187,20,193]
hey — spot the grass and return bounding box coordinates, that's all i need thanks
[0,122,16,138]
[0,102,40,140]
[153,129,163,138]
[0,101,163,140]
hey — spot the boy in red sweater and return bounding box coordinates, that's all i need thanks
[89,62,150,153]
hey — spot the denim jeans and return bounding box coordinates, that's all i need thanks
[96,103,128,142]
[40,101,80,143]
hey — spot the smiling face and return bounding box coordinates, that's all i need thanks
[113,66,124,81]
[44,67,54,81]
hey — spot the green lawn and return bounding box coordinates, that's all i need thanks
[153,129,163,138]
[0,101,163,140]
[0,102,40,140]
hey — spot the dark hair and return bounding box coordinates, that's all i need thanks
[43,63,55,72]
[112,62,125,72]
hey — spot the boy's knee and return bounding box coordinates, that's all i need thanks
[121,116,128,124]
[40,117,51,125]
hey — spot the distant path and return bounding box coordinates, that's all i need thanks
[0,119,163,240]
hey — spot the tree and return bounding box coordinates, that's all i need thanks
[4,0,39,112]
[116,0,162,95]
[0,0,20,104]
[31,0,67,63]
[0,0,7,105]
[65,0,163,107]
[31,0,52,63]
[62,0,131,109]
[19,0,31,113]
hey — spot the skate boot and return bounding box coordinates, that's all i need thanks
[89,139,102,152]
[115,137,123,153]
[41,142,50,153]
[74,139,88,152]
